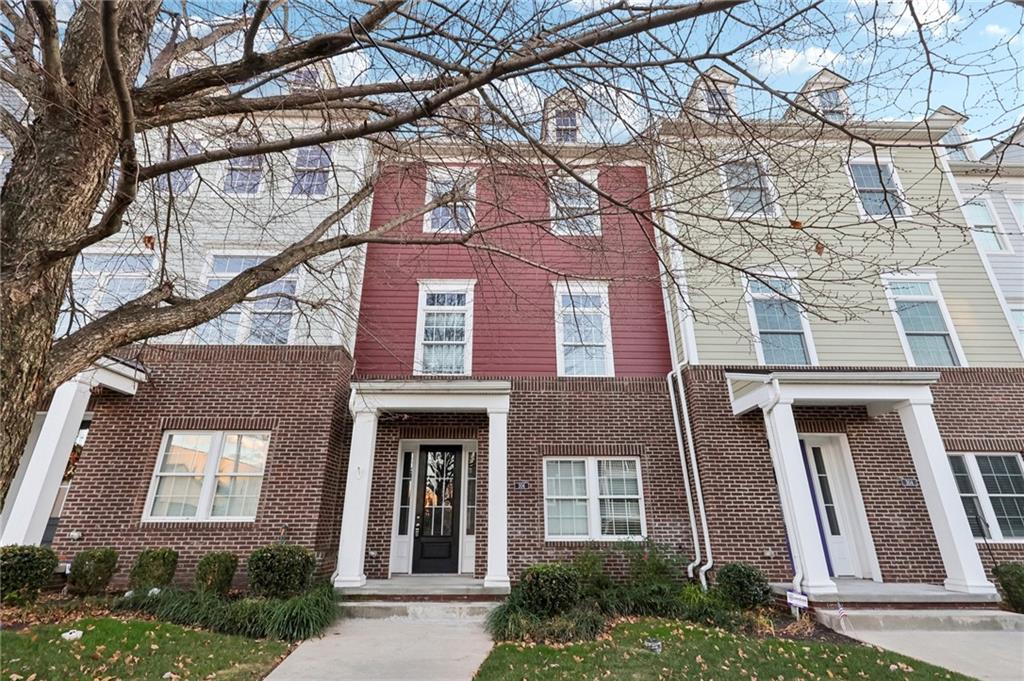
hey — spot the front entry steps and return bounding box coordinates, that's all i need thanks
[772,579,1001,610]
[343,600,499,621]
[815,608,1024,633]
[337,575,509,602]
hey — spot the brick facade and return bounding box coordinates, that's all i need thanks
[682,366,1024,584]
[52,345,353,586]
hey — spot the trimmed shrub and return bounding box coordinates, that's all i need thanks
[195,552,238,596]
[680,584,737,628]
[68,547,118,596]
[248,544,316,599]
[0,545,58,605]
[113,583,337,641]
[129,548,179,590]
[519,563,582,617]
[993,562,1024,613]
[715,562,773,610]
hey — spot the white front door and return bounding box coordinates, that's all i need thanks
[802,438,858,577]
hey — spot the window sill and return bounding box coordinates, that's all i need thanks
[140,518,257,527]
[544,535,646,544]
[976,538,1024,544]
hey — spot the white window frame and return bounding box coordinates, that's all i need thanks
[1011,307,1024,345]
[846,157,911,220]
[703,86,731,120]
[1010,199,1024,235]
[423,166,476,233]
[742,271,818,366]
[59,252,157,334]
[143,430,271,523]
[882,272,968,368]
[542,456,647,542]
[940,125,976,162]
[962,195,1013,254]
[552,108,580,143]
[949,453,1024,543]
[191,251,303,345]
[718,157,780,218]
[290,145,332,196]
[552,280,615,377]
[223,154,264,195]
[548,170,601,236]
[413,279,475,376]
[816,88,848,122]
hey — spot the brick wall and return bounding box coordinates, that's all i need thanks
[52,345,353,586]
[682,366,1024,584]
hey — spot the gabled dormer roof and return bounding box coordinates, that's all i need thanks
[785,68,852,121]
[542,87,586,143]
[683,66,739,120]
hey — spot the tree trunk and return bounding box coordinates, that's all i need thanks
[0,0,161,510]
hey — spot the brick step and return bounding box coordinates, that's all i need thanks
[815,608,1024,632]
[342,600,499,621]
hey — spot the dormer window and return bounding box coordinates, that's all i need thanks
[705,88,730,119]
[289,66,320,91]
[554,109,579,143]
[941,126,973,162]
[818,89,846,122]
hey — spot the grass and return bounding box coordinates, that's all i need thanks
[1,616,289,680]
[474,618,972,681]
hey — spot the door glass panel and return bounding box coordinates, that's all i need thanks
[812,447,841,536]
[421,449,456,537]
[465,451,477,536]
[398,450,413,535]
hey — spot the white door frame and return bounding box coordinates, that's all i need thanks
[800,433,882,582]
[389,438,478,576]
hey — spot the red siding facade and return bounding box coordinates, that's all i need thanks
[354,163,672,378]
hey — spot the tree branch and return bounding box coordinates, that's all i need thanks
[28,0,65,102]
[243,0,271,61]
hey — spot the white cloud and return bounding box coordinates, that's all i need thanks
[850,0,961,39]
[984,23,1009,38]
[750,47,846,76]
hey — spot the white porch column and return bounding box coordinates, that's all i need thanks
[1,378,91,546]
[763,400,837,596]
[484,407,510,588]
[897,399,995,594]
[334,407,378,588]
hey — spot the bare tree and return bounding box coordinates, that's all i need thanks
[1,0,1020,503]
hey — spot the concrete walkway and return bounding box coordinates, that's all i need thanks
[267,616,493,681]
[849,630,1024,681]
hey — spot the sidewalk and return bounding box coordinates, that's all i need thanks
[850,630,1024,681]
[267,616,493,681]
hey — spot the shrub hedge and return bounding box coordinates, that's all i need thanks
[194,552,238,596]
[129,548,179,590]
[715,562,773,610]
[993,562,1024,613]
[518,563,582,617]
[248,544,316,599]
[67,547,118,596]
[0,545,58,605]
[114,582,337,640]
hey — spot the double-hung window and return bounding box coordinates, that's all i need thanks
[414,280,474,375]
[194,255,298,345]
[553,109,579,142]
[161,139,200,194]
[58,254,152,334]
[745,276,815,365]
[940,127,972,162]
[722,160,777,217]
[291,146,331,195]
[962,199,1010,253]
[704,88,730,119]
[554,281,614,377]
[818,89,846,122]
[849,160,907,217]
[425,168,475,233]
[1012,308,1024,344]
[145,431,270,521]
[549,172,600,236]
[884,275,964,367]
[223,155,263,194]
[948,453,1024,541]
[544,457,645,540]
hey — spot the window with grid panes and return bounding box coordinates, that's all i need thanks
[886,279,960,366]
[57,254,152,335]
[161,139,200,193]
[555,283,612,376]
[748,277,811,365]
[948,454,1024,540]
[416,286,472,375]
[426,169,475,233]
[553,109,579,142]
[849,161,907,217]
[291,146,331,195]
[194,255,297,345]
[549,173,600,235]
[723,161,775,216]
[223,155,263,194]
[962,200,1007,253]
[544,457,644,540]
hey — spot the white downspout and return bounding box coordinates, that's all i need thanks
[667,367,702,579]
[676,366,714,589]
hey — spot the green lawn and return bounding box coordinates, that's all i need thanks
[1,617,289,680]
[475,619,971,681]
